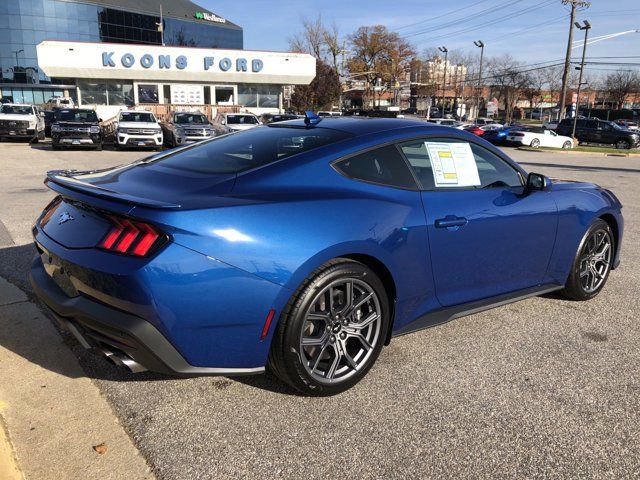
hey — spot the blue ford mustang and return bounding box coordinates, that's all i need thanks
[30,116,623,395]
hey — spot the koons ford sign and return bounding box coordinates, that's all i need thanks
[102,52,264,73]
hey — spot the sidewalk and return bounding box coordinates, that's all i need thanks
[0,276,154,479]
[0,417,22,480]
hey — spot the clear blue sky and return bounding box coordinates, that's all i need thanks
[199,0,640,69]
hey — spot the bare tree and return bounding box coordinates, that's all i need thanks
[323,23,343,73]
[287,14,325,59]
[602,70,640,109]
[487,54,532,122]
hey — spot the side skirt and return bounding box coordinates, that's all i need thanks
[393,284,563,337]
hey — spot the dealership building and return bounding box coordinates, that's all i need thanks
[0,0,315,117]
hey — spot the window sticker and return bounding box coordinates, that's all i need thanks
[426,142,481,188]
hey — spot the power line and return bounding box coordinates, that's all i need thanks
[403,0,526,38]
[394,0,487,31]
[406,0,557,42]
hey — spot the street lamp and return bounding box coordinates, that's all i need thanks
[12,49,24,67]
[438,46,448,116]
[473,40,484,120]
[572,20,591,138]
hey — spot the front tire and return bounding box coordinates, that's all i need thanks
[269,259,389,395]
[562,140,572,149]
[530,138,541,148]
[561,219,614,301]
[616,139,630,150]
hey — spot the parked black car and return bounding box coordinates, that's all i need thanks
[43,110,55,137]
[259,113,301,124]
[51,109,103,150]
[556,118,640,149]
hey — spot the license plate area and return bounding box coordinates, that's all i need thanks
[41,251,79,297]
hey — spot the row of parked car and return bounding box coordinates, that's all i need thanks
[0,103,291,151]
[424,115,640,150]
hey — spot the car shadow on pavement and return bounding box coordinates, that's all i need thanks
[0,243,300,393]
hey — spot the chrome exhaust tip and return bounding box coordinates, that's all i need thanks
[99,347,147,373]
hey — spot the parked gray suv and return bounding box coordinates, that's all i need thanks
[161,111,219,148]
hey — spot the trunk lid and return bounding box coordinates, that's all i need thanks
[40,198,112,248]
[46,158,237,210]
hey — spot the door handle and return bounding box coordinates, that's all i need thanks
[435,216,468,229]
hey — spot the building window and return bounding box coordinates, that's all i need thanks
[258,85,280,108]
[215,86,234,105]
[238,86,257,107]
[79,80,133,106]
[138,84,159,104]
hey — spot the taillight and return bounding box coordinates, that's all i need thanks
[99,215,165,257]
[39,196,62,228]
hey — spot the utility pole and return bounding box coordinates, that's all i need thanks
[572,20,591,138]
[438,46,448,116]
[559,0,590,121]
[474,40,484,120]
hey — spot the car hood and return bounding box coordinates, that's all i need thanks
[228,124,257,131]
[54,121,99,127]
[173,123,213,129]
[0,114,35,121]
[118,121,159,129]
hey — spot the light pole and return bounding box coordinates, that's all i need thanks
[572,20,591,138]
[438,46,448,116]
[559,1,591,121]
[473,40,484,120]
[12,49,24,67]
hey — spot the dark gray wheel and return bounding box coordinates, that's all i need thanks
[530,138,541,148]
[562,140,572,149]
[561,219,613,300]
[269,259,389,395]
[616,139,630,150]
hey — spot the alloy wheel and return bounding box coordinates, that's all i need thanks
[579,228,612,294]
[299,278,381,384]
[616,140,630,150]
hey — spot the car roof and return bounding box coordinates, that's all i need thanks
[272,117,434,136]
[3,103,32,107]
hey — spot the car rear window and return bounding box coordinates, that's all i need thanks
[150,125,353,174]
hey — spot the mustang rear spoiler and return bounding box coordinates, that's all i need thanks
[45,170,182,209]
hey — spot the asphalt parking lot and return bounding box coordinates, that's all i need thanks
[0,139,639,478]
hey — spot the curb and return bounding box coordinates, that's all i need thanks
[0,416,22,480]
[516,147,640,157]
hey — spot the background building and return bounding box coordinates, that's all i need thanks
[0,0,243,103]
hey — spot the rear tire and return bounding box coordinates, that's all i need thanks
[268,259,389,396]
[95,143,103,151]
[530,138,540,148]
[560,219,613,301]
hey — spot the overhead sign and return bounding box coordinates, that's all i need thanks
[194,12,226,24]
[36,41,316,85]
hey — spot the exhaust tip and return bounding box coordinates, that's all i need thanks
[99,347,147,373]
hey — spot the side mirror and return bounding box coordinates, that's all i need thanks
[98,118,103,123]
[526,172,551,191]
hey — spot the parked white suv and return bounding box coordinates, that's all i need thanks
[0,103,45,142]
[214,112,261,132]
[115,110,163,150]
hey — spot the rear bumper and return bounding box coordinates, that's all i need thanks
[29,255,264,377]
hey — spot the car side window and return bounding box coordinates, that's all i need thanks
[398,138,522,190]
[333,145,417,189]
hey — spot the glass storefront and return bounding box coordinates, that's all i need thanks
[0,0,243,84]
[238,85,281,108]
[78,80,133,106]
